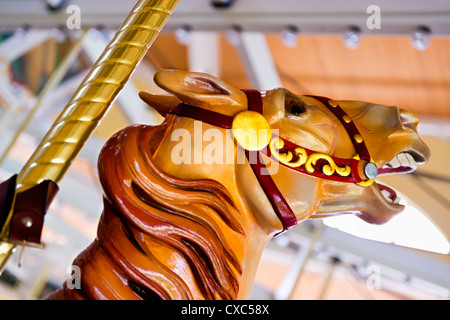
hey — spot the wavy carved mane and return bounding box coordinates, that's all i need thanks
[54,118,246,300]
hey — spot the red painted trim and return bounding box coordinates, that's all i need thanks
[167,90,374,232]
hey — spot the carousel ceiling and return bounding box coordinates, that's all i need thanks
[0,0,449,299]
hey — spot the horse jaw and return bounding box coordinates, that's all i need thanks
[314,180,405,224]
[314,144,429,224]
[307,100,431,224]
[313,148,429,225]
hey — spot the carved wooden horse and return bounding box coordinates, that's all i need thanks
[46,70,430,300]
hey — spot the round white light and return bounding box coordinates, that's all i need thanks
[175,26,191,46]
[411,27,431,51]
[281,26,298,48]
[343,27,361,50]
[225,26,242,47]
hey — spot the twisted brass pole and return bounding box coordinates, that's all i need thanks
[17,0,179,192]
[0,0,180,271]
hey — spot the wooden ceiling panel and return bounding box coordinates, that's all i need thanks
[267,34,450,117]
[146,34,188,71]
[147,34,449,118]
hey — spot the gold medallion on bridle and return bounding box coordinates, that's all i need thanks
[232,111,272,151]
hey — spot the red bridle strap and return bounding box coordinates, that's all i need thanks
[169,105,297,232]
[242,90,298,232]
[168,95,297,232]
[168,90,376,233]
[304,95,371,162]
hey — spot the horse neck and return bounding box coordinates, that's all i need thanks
[152,117,276,298]
[154,116,280,231]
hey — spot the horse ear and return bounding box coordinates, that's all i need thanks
[138,91,182,117]
[153,70,247,114]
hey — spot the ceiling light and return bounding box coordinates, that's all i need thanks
[343,26,361,50]
[280,26,298,48]
[174,26,191,46]
[13,25,30,38]
[46,0,69,11]
[50,27,66,43]
[411,26,431,51]
[211,0,235,9]
[225,26,242,47]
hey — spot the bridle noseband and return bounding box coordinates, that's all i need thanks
[169,89,377,233]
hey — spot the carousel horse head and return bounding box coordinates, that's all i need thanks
[48,69,430,300]
[141,70,431,228]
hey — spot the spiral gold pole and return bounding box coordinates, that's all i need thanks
[0,0,180,272]
[17,0,180,192]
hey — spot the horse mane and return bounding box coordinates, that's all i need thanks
[66,116,246,300]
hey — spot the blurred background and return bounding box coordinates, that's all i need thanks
[0,0,449,300]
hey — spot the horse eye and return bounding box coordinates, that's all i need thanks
[289,104,306,116]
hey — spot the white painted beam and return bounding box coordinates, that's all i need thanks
[0,29,52,63]
[272,239,312,300]
[187,31,221,77]
[237,32,282,90]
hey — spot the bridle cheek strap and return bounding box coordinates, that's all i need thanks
[242,90,297,232]
[168,89,377,234]
[241,90,377,232]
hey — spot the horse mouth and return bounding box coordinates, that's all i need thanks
[378,150,426,175]
[375,150,427,206]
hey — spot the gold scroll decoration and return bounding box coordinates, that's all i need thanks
[269,137,352,177]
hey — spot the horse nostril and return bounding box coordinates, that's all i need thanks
[399,109,420,130]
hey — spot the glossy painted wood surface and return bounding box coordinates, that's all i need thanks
[46,70,430,300]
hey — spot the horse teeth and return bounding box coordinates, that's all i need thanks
[388,156,402,168]
[381,190,392,202]
[405,153,417,169]
[381,189,400,205]
[388,152,417,169]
